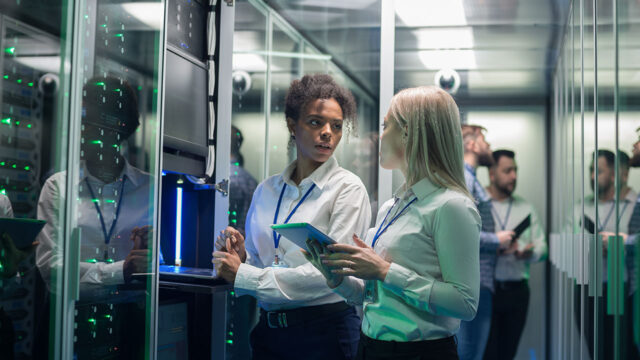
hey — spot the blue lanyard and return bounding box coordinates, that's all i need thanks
[598,200,630,232]
[371,196,417,249]
[85,176,127,245]
[272,183,316,248]
[491,198,513,231]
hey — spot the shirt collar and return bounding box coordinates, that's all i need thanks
[281,156,339,190]
[80,159,141,187]
[395,177,441,201]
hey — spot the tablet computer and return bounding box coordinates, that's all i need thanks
[583,215,596,234]
[0,217,46,249]
[511,214,531,243]
[271,223,336,252]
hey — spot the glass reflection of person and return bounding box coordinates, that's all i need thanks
[305,86,481,360]
[229,125,258,236]
[578,149,640,360]
[36,76,152,288]
[213,74,371,360]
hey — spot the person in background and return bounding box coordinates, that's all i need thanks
[212,74,371,360]
[483,149,547,360]
[578,149,639,359]
[227,125,259,360]
[229,125,258,236]
[305,86,480,360]
[457,125,513,360]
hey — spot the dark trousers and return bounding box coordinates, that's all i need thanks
[483,280,530,360]
[574,284,640,360]
[250,305,360,360]
[356,332,458,360]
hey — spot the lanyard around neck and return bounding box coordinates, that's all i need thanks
[85,176,127,245]
[371,196,417,249]
[272,183,316,248]
[492,197,513,231]
[598,200,630,232]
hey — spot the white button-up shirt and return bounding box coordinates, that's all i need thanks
[490,195,547,281]
[334,178,481,341]
[36,161,153,286]
[584,188,637,283]
[234,157,371,311]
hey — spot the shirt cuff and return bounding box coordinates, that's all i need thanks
[333,277,362,305]
[234,263,261,297]
[102,260,125,285]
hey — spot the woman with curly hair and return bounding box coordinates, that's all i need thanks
[213,74,372,360]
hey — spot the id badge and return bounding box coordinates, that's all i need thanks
[364,280,377,303]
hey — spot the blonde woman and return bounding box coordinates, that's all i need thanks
[305,86,481,360]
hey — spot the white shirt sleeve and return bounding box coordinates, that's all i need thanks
[381,197,481,321]
[0,195,13,217]
[235,182,371,304]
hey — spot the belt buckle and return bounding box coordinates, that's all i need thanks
[266,311,288,328]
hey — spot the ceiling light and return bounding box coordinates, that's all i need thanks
[395,0,467,27]
[418,50,477,70]
[413,28,474,49]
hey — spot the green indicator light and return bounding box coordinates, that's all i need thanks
[0,263,3,272]
[0,189,6,195]
[137,86,142,91]
[28,82,33,87]
[226,340,233,344]
[91,140,103,145]
[115,33,123,37]
[105,199,115,203]
[95,81,105,86]
[3,75,8,79]
[113,88,121,92]
[232,211,237,216]
[104,315,112,319]
[0,162,4,166]
[231,219,237,224]
[27,124,32,128]
[16,79,22,84]
[1,118,10,125]
[92,199,100,203]
[14,121,19,125]
[86,259,98,263]
[88,318,96,324]
[84,15,89,19]
[230,291,235,296]
[112,144,119,148]
[101,24,107,27]
[226,211,230,215]
[12,164,16,169]
[106,258,114,263]
[234,162,239,166]
[153,88,158,93]
[234,171,238,175]
[4,47,15,55]
[24,166,29,171]
[228,331,233,336]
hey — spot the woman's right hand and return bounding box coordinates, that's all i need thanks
[302,239,343,288]
[217,227,246,262]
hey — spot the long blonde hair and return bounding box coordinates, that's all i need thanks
[388,86,472,199]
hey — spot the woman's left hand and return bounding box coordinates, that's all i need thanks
[322,234,391,281]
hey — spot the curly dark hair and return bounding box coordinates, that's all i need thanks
[284,74,358,135]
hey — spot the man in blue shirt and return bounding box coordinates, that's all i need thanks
[457,125,515,360]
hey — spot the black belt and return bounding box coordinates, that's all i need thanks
[494,279,527,290]
[359,332,456,352]
[259,301,351,329]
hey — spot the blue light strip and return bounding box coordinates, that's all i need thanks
[175,187,183,264]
